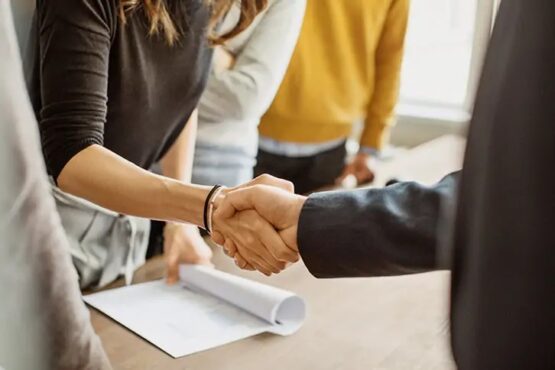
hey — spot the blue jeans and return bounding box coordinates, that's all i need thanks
[192,144,254,187]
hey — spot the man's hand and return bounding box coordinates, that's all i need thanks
[212,184,307,274]
[336,152,376,187]
[164,223,213,284]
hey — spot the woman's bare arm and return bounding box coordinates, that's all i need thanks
[58,144,210,227]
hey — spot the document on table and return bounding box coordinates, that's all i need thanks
[83,265,306,358]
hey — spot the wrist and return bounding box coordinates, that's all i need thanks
[164,179,212,227]
[288,195,307,252]
[358,146,379,157]
[206,185,226,234]
[212,187,229,210]
[355,151,371,160]
[292,195,307,221]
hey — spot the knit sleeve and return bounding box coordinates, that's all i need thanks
[361,0,409,151]
[35,0,116,180]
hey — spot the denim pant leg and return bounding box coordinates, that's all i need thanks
[192,145,254,187]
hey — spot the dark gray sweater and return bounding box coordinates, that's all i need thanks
[27,0,213,180]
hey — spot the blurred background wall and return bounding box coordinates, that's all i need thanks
[391,0,497,147]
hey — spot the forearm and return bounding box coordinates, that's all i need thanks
[298,173,459,278]
[57,144,209,226]
[361,62,402,150]
[160,110,198,182]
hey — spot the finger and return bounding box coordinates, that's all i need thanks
[234,254,248,268]
[236,240,280,274]
[214,187,254,219]
[234,254,255,271]
[216,219,270,272]
[232,246,271,275]
[246,258,273,276]
[253,215,298,263]
[224,239,238,258]
[236,226,285,273]
[216,185,281,220]
[225,211,286,272]
[166,243,180,285]
[211,230,225,246]
[230,231,279,275]
[254,256,281,275]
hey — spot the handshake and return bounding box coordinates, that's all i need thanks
[210,175,307,276]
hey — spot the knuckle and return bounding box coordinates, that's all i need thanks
[258,174,272,182]
[250,175,263,185]
[282,180,294,193]
[211,232,224,245]
[275,247,293,261]
[244,235,256,246]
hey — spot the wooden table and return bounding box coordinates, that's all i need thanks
[90,135,465,370]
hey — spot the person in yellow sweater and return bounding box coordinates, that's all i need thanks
[256,0,410,194]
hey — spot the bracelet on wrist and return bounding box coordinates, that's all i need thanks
[203,185,224,234]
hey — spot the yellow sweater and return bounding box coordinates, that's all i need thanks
[259,0,410,150]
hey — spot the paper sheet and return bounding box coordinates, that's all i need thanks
[83,265,306,358]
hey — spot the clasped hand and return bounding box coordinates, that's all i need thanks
[211,175,306,276]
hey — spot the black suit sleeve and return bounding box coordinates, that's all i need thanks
[297,173,458,278]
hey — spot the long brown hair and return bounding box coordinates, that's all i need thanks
[119,0,268,45]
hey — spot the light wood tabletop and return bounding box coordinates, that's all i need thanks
[89,135,466,370]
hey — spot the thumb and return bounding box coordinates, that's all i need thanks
[214,187,256,220]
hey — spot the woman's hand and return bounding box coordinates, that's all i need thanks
[213,46,236,75]
[164,223,213,284]
[210,175,300,275]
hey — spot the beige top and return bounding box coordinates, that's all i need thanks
[0,2,110,369]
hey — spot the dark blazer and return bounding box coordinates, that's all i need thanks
[297,0,555,369]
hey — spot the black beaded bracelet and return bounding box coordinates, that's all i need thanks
[203,185,223,234]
